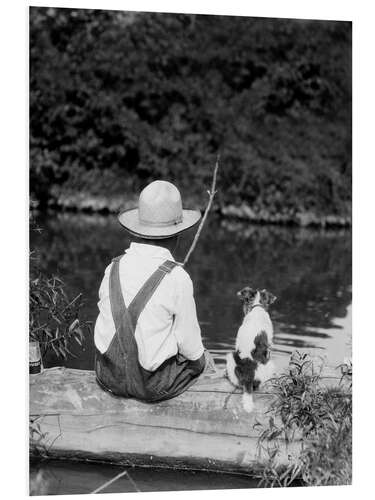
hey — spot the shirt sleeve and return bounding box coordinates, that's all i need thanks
[94,263,115,354]
[171,269,205,361]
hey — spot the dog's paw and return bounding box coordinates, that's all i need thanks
[242,392,254,413]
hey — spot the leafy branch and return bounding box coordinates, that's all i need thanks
[29,216,90,361]
[30,274,90,359]
[29,416,49,458]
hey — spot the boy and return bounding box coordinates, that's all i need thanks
[94,180,207,402]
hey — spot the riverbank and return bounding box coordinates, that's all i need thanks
[30,12,351,231]
[33,190,351,228]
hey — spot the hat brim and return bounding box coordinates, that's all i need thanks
[118,207,202,239]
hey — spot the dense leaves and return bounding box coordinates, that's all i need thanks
[30,8,351,218]
[29,274,87,358]
[256,352,352,487]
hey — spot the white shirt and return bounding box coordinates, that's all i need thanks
[94,243,205,371]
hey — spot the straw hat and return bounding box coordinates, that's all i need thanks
[118,180,201,239]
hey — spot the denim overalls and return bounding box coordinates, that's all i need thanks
[95,256,205,402]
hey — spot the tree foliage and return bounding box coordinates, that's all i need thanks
[30,8,351,217]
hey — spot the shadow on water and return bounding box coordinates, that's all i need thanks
[30,212,352,370]
[30,460,260,495]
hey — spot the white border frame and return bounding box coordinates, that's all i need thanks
[1,1,373,499]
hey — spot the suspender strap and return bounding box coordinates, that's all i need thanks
[128,260,178,331]
[109,256,134,358]
[109,257,178,346]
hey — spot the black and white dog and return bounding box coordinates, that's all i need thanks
[226,287,276,412]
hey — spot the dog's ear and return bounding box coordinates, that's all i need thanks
[260,289,277,307]
[237,287,256,301]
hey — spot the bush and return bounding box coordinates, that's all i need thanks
[256,352,352,487]
[29,218,90,361]
[29,8,351,218]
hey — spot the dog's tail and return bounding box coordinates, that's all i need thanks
[242,378,255,413]
[242,390,254,413]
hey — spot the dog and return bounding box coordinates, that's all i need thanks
[226,287,276,412]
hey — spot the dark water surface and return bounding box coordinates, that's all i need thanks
[31,212,352,370]
[30,212,351,495]
[30,460,259,495]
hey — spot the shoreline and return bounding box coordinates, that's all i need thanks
[33,191,352,229]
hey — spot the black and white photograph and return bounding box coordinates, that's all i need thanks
[27,3,353,496]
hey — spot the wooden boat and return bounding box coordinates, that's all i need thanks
[29,362,342,476]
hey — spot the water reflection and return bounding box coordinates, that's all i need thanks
[30,213,352,371]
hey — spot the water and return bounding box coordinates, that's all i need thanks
[30,460,259,495]
[31,212,352,370]
[30,212,351,494]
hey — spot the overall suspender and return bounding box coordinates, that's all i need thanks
[109,257,178,360]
